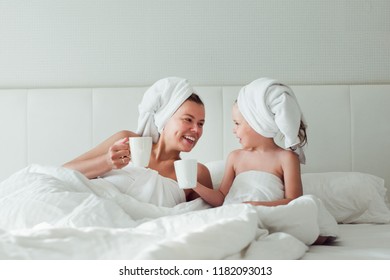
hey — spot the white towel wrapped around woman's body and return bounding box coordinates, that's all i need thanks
[95,164,186,207]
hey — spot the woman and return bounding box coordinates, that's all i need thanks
[63,77,212,205]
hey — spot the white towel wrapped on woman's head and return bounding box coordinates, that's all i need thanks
[136,77,195,143]
[237,77,307,164]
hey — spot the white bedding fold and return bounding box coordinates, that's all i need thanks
[95,165,186,207]
[0,164,338,260]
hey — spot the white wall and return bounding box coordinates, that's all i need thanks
[1,0,389,88]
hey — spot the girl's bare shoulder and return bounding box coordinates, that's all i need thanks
[227,149,247,160]
[278,148,300,165]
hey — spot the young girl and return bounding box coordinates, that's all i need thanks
[193,77,307,207]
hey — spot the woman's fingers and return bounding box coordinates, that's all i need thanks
[109,138,130,169]
[114,137,129,146]
[111,154,130,169]
[117,155,130,165]
[113,138,130,150]
[114,149,130,159]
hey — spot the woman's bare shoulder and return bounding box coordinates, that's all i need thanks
[197,162,210,174]
[197,162,213,188]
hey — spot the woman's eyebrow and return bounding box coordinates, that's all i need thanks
[183,113,205,123]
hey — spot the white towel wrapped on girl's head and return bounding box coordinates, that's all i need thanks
[137,77,195,143]
[237,77,307,163]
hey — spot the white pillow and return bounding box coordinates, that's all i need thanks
[302,172,390,224]
[205,160,225,189]
[205,161,390,224]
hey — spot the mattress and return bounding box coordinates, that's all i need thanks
[303,223,390,259]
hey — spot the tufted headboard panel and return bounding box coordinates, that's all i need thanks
[1,85,390,198]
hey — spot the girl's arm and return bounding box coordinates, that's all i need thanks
[63,130,136,179]
[244,151,303,206]
[193,152,236,206]
[185,162,213,201]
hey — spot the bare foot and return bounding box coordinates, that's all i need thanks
[313,235,335,245]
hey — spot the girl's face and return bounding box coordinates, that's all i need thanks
[163,100,205,152]
[232,104,258,149]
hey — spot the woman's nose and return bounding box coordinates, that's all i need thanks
[191,123,201,134]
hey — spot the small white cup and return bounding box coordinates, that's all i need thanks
[174,159,198,189]
[129,137,152,167]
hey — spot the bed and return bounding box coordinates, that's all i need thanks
[0,84,389,260]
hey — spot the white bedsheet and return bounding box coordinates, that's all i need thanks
[0,165,336,260]
[303,223,390,260]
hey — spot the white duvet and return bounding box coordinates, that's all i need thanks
[0,165,338,260]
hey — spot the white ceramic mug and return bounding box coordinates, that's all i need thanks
[129,137,152,167]
[174,159,198,189]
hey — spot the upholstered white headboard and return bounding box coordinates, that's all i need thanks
[1,85,389,198]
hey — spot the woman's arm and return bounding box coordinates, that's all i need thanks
[63,130,137,179]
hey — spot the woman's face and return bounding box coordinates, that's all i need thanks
[163,100,205,152]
